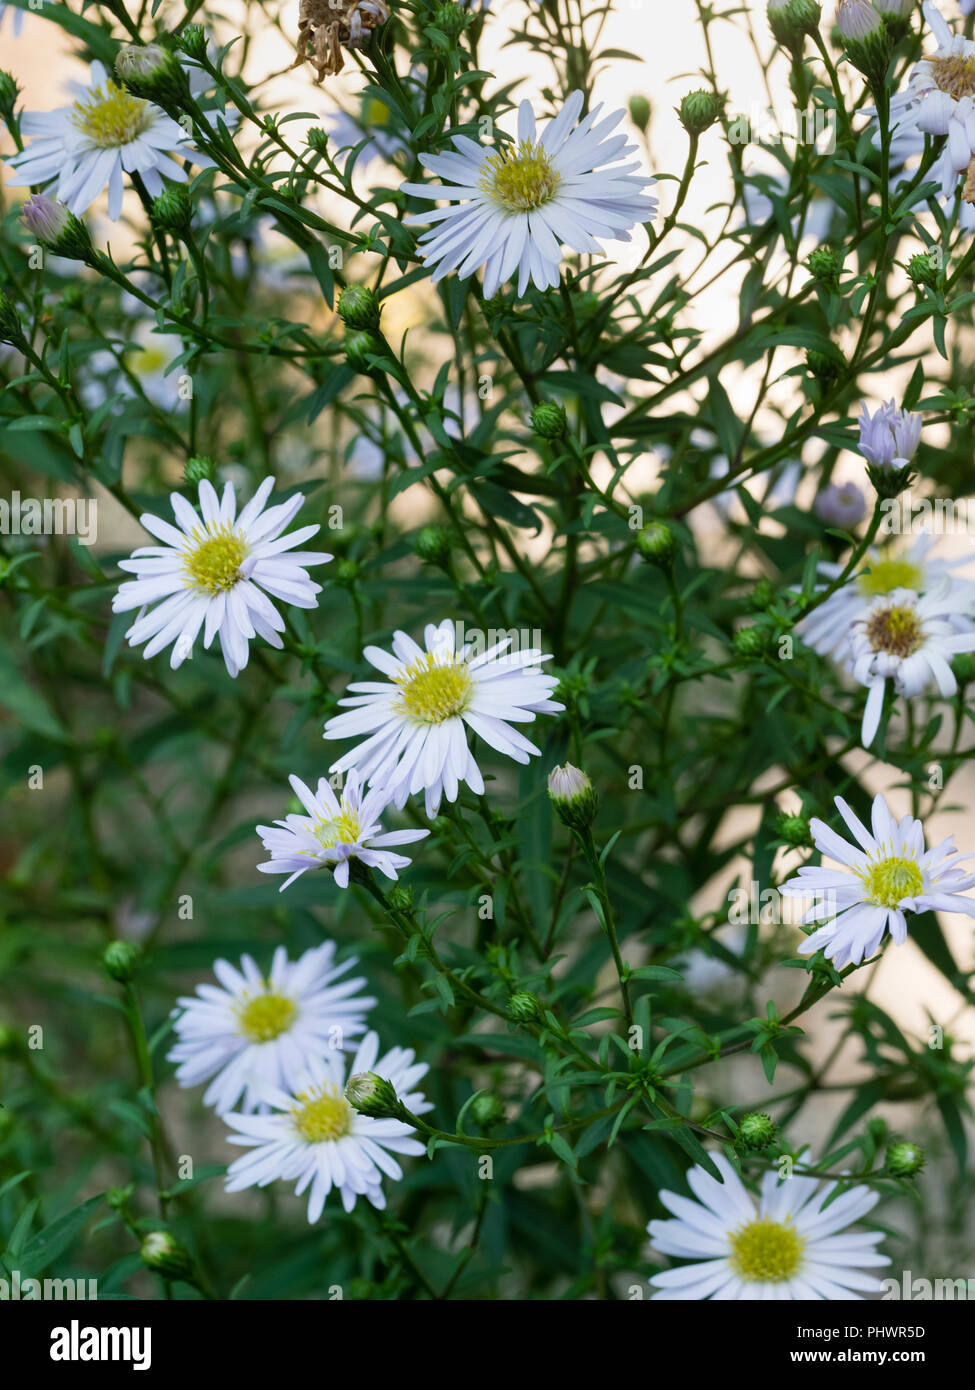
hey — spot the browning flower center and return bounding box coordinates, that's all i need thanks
[861,853,924,907]
[183,526,248,595]
[72,81,153,148]
[929,54,975,102]
[291,1084,352,1142]
[396,651,473,723]
[728,1217,805,1283]
[482,141,561,212]
[236,990,298,1042]
[865,603,923,658]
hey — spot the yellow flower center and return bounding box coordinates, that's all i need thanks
[131,344,170,378]
[864,603,923,658]
[857,557,923,597]
[291,1084,352,1142]
[728,1217,805,1283]
[861,853,924,907]
[929,54,975,102]
[236,990,298,1042]
[72,81,153,148]
[396,651,473,724]
[481,140,561,212]
[313,807,362,849]
[183,526,248,596]
[363,96,392,127]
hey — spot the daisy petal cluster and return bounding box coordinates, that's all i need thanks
[256,769,430,890]
[857,399,922,472]
[5,60,212,221]
[781,793,975,968]
[402,90,656,296]
[648,1153,890,1299]
[112,475,332,677]
[223,1031,431,1218]
[323,617,564,816]
[167,943,375,1113]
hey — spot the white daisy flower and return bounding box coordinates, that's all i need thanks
[323,618,564,816]
[5,60,212,221]
[795,535,975,662]
[880,3,975,231]
[781,792,975,968]
[843,581,975,746]
[256,769,430,890]
[223,1030,431,1218]
[402,89,656,297]
[167,943,376,1114]
[648,1153,890,1300]
[112,475,332,677]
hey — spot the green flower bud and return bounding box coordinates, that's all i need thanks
[907,250,940,289]
[345,1071,402,1119]
[836,0,893,86]
[306,126,329,154]
[806,348,840,391]
[739,1111,777,1150]
[387,883,414,913]
[433,2,472,38]
[140,1230,195,1281]
[103,940,142,983]
[150,185,192,236]
[337,284,382,331]
[547,763,599,832]
[874,0,914,41]
[733,624,771,657]
[530,400,568,441]
[508,991,542,1022]
[183,455,216,486]
[750,578,775,611]
[951,651,975,686]
[806,245,844,289]
[469,1092,506,1132]
[413,524,452,567]
[178,24,209,62]
[344,328,382,374]
[679,88,722,136]
[768,0,822,52]
[635,520,679,567]
[116,42,189,107]
[0,288,25,347]
[866,460,914,500]
[885,1140,924,1178]
[20,193,94,262]
[105,1184,135,1212]
[335,558,359,586]
[628,94,651,133]
[777,811,812,848]
[0,69,20,123]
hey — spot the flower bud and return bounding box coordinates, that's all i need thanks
[150,185,192,236]
[507,991,542,1022]
[951,651,975,686]
[768,0,822,51]
[337,284,381,331]
[777,811,812,847]
[635,520,679,568]
[469,1092,506,1132]
[344,328,382,374]
[836,0,893,86]
[0,288,25,347]
[805,245,843,290]
[306,126,329,154]
[884,1140,924,1178]
[413,524,452,567]
[140,1230,195,1281]
[103,940,142,983]
[547,763,599,832]
[20,193,94,262]
[873,0,914,40]
[750,578,775,611]
[0,69,20,124]
[183,456,216,486]
[345,1071,401,1118]
[678,89,722,136]
[178,24,209,62]
[739,1111,777,1150]
[530,400,567,441]
[433,1,472,38]
[116,42,189,106]
[733,624,771,657]
[806,348,840,391]
[105,1184,135,1212]
[628,94,651,133]
[907,249,940,289]
[387,883,415,913]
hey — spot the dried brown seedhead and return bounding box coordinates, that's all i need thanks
[293,0,390,81]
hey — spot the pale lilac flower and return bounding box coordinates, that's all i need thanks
[857,400,922,470]
[814,481,868,528]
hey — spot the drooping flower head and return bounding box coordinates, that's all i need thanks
[648,1152,890,1299]
[256,769,430,890]
[112,475,332,676]
[323,618,564,816]
[781,792,975,967]
[167,943,376,1114]
[402,90,656,297]
[223,1031,431,1219]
